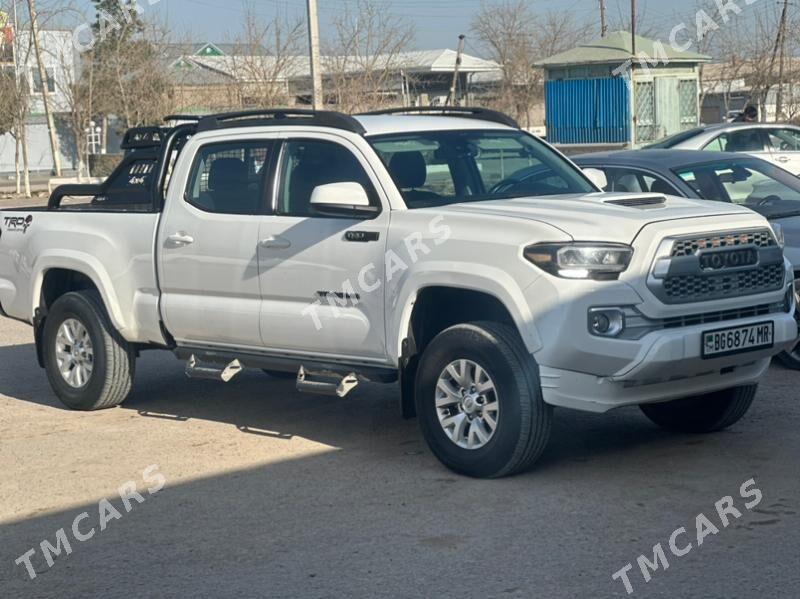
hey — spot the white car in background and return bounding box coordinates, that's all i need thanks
[647,123,800,176]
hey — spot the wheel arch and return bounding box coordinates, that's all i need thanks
[394,279,541,419]
[31,255,130,367]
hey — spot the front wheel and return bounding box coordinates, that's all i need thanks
[640,384,758,434]
[43,290,136,411]
[415,322,552,478]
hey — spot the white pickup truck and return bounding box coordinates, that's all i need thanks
[1,108,797,478]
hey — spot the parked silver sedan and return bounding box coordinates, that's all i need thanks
[646,123,800,176]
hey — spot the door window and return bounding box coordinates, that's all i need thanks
[277,139,376,217]
[766,128,800,152]
[185,141,273,215]
[705,130,766,152]
[602,167,679,195]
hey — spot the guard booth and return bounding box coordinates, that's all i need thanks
[536,32,709,148]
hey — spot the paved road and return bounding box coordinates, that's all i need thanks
[1,315,798,598]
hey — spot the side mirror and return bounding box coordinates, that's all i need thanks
[309,182,379,218]
[583,168,608,191]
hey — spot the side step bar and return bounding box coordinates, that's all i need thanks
[296,366,359,397]
[177,346,397,396]
[185,355,243,382]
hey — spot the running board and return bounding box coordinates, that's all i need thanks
[296,366,359,397]
[185,355,243,382]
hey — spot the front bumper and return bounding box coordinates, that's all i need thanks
[526,276,798,413]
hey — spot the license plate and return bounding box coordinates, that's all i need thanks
[702,322,774,358]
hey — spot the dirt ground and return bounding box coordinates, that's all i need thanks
[1,314,798,598]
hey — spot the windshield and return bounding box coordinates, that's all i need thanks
[673,159,800,218]
[644,128,705,149]
[369,130,594,209]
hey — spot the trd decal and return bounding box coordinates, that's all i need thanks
[3,215,33,234]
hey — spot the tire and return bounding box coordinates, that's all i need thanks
[640,384,758,434]
[262,369,297,380]
[42,290,136,411]
[414,321,552,478]
[776,346,800,370]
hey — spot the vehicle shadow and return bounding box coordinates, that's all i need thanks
[0,342,689,471]
[2,345,795,598]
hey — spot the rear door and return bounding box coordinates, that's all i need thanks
[257,134,390,361]
[158,136,278,348]
[764,127,800,175]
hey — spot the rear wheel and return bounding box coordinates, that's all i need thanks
[415,321,552,478]
[640,385,758,434]
[43,290,135,411]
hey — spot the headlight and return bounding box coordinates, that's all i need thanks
[771,222,786,248]
[524,243,633,280]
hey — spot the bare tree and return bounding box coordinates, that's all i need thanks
[56,46,95,180]
[89,4,174,129]
[226,5,304,109]
[326,0,415,113]
[26,0,61,175]
[472,1,590,127]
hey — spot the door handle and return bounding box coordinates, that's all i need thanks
[165,232,194,248]
[258,236,291,250]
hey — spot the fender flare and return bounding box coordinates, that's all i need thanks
[31,251,129,335]
[389,264,543,363]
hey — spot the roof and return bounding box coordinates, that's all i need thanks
[536,31,711,68]
[573,149,765,170]
[354,115,514,136]
[171,48,500,83]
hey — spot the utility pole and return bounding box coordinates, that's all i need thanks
[599,0,607,37]
[26,0,61,176]
[630,0,636,57]
[446,34,466,107]
[306,0,323,110]
[775,0,789,121]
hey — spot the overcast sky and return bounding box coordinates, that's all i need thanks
[58,0,776,54]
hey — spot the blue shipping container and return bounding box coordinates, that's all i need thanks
[545,78,630,144]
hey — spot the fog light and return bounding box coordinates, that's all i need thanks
[588,308,625,337]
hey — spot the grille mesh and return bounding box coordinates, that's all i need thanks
[663,263,784,302]
[671,230,775,257]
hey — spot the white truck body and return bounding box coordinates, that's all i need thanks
[1,109,796,476]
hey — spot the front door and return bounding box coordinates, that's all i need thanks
[158,138,276,348]
[765,127,800,175]
[257,135,390,361]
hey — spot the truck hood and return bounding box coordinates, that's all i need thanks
[436,192,753,243]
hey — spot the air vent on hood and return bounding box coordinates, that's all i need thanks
[604,195,666,208]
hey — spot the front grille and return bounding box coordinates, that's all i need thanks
[661,303,775,329]
[671,230,775,257]
[619,299,788,340]
[663,263,784,302]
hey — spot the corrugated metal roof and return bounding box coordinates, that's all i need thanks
[536,31,710,68]
[182,49,500,82]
